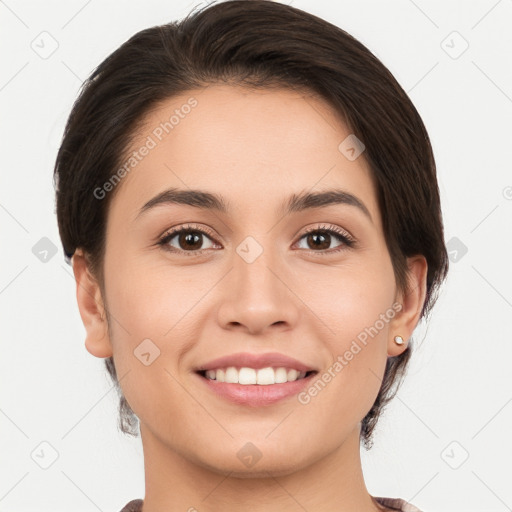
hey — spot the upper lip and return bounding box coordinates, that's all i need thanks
[195,352,318,373]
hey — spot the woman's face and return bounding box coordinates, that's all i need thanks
[77,84,425,476]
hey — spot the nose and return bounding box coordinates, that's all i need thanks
[216,242,300,335]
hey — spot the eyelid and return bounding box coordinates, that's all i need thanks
[301,223,355,242]
[293,223,356,252]
[157,222,356,254]
[157,223,219,249]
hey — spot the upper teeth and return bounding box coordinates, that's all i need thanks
[205,367,307,385]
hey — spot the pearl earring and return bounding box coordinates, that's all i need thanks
[394,335,405,345]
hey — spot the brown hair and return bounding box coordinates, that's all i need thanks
[54,0,449,449]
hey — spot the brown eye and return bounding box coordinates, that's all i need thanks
[176,231,204,251]
[296,225,355,253]
[304,231,332,250]
[158,225,218,254]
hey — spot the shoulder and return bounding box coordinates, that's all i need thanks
[373,496,424,512]
[119,498,143,512]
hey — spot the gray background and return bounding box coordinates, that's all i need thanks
[1,0,511,511]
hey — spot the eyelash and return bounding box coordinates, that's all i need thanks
[157,223,356,257]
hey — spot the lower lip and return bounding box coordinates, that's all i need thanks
[196,372,317,406]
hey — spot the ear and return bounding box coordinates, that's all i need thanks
[388,255,428,357]
[71,249,113,358]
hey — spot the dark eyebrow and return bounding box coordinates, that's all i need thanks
[137,187,372,222]
[137,188,230,218]
[284,189,372,222]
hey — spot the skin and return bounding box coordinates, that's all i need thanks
[73,84,427,512]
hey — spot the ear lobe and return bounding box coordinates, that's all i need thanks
[71,249,113,358]
[388,255,428,357]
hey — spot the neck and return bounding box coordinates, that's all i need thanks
[139,423,385,512]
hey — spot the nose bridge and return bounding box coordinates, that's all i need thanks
[234,233,283,303]
[216,233,299,333]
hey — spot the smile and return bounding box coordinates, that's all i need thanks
[199,366,314,385]
[196,367,318,406]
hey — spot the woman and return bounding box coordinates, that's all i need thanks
[54,1,449,510]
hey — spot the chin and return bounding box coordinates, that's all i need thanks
[199,454,310,479]
[188,434,315,479]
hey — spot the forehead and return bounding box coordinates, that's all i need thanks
[108,84,379,224]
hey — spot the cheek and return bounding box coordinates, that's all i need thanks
[296,255,396,405]
[297,251,396,342]
[295,282,395,439]
[104,248,207,341]
[101,257,202,428]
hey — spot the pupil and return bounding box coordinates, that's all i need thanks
[181,232,201,249]
[310,232,329,250]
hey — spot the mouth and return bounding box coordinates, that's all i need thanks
[194,352,319,406]
[196,367,317,384]
[195,367,319,406]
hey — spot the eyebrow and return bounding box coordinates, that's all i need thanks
[137,187,372,222]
